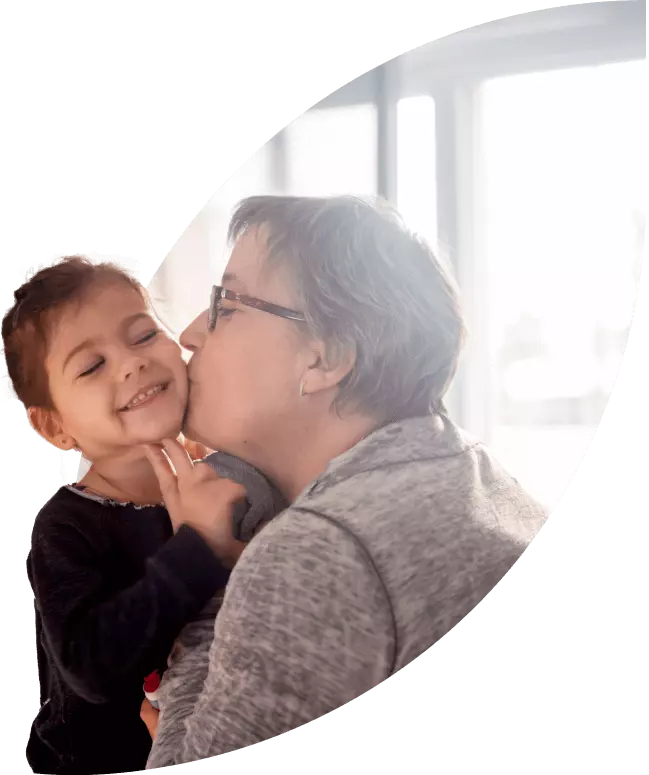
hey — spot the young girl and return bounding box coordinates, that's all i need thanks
[2,256,274,774]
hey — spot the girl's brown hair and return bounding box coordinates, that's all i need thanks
[2,255,145,410]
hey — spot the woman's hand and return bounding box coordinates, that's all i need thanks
[141,698,159,740]
[144,438,247,568]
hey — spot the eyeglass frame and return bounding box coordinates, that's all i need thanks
[208,285,306,332]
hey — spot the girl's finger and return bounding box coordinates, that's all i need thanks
[140,698,159,740]
[161,437,195,481]
[194,459,222,481]
[143,444,180,505]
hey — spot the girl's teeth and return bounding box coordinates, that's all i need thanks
[126,384,163,409]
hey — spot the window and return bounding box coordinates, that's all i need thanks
[284,105,377,196]
[481,60,646,508]
[149,144,273,335]
[397,95,437,247]
[206,144,275,275]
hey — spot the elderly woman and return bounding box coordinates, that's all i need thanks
[144,195,547,766]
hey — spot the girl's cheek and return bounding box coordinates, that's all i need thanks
[170,340,185,359]
[156,337,182,359]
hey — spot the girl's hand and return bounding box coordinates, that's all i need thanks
[140,698,159,740]
[144,438,246,568]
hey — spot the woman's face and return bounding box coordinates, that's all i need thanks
[181,229,310,461]
[45,280,188,460]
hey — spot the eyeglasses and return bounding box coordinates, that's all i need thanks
[208,285,306,332]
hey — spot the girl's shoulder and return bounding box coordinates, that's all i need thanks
[32,485,109,540]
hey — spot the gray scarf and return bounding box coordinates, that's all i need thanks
[201,451,288,541]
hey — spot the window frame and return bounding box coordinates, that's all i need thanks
[274,1,646,440]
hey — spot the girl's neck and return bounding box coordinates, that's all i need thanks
[79,450,163,506]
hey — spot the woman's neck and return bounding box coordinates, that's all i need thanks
[79,450,163,506]
[259,413,382,503]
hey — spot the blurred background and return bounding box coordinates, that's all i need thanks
[149,2,648,508]
[15,0,648,756]
[148,1,646,511]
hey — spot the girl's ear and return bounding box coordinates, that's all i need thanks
[27,406,78,451]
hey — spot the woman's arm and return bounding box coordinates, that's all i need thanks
[29,513,229,705]
[147,509,395,766]
[145,593,223,767]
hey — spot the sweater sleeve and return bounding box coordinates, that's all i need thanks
[28,507,229,705]
[146,595,223,770]
[147,508,395,767]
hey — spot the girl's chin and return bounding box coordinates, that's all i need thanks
[128,425,183,447]
[123,408,184,439]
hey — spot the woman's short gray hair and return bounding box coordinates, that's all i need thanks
[228,195,466,422]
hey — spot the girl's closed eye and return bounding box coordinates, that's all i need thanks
[79,358,105,378]
[135,330,159,345]
[79,329,160,377]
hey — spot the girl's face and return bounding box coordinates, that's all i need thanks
[43,280,188,460]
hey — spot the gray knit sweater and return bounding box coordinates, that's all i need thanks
[147,414,548,768]
[146,451,285,765]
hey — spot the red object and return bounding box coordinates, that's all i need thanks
[143,671,161,693]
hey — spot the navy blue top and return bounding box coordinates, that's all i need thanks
[26,485,228,775]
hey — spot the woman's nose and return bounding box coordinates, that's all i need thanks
[180,310,209,353]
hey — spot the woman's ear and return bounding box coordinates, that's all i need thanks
[27,406,78,451]
[300,340,356,397]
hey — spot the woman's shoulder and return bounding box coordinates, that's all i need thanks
[219,508,396,664]
[244,506,369,572]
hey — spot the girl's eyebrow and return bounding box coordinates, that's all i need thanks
[62,314,153,372]
[120,312,154,331]
[63,338,97,372]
